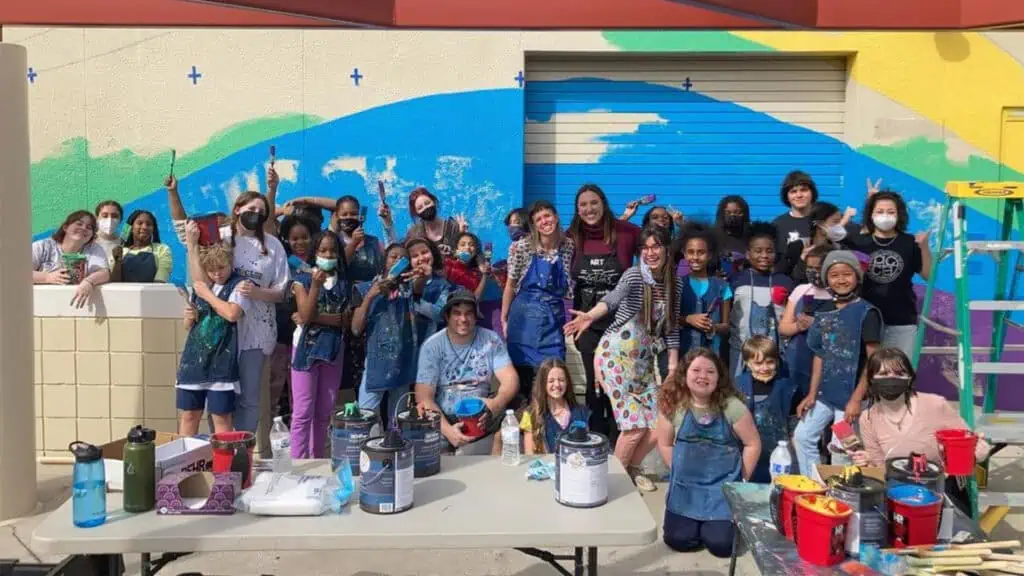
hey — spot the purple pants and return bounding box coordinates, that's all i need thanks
[289,359,342,459]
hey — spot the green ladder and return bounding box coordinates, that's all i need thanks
[914,181,1024,526]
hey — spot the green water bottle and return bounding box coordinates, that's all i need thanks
[123,426,156,513]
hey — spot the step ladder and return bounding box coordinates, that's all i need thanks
[913,181,1024,527]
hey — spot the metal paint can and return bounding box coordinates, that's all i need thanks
[885,453,944,493]
[358,431,414,515]
[554,422,608,508]
[331,404,376,476]
[397,409,442,478]
[825,468,887,556]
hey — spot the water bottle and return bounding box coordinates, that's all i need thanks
[270,416,292,474]
[769,440,793,480]
[501,409,521,466]
[69,441,106,528]
[123,425,156,513]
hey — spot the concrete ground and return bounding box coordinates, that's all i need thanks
[4,449,1023,576]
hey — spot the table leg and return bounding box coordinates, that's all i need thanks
[141,553,152,576]
[728,530,740,576]
[587,547,598,576]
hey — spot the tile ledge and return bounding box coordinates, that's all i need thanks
[34,284,186,319]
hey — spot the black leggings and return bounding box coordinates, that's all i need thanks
[663,509,735,558]
[576,329,619,447]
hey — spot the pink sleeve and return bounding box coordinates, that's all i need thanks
[859,410,886,466]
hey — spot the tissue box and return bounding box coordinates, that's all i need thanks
[156,472,240,515]
[101,432,213,492]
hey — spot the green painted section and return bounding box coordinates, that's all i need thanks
[602,30,774,53]
[30,113,321,234]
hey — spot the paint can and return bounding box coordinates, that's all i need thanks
[886,483,942,548]
[331,403,376,476]
[554,422,608,509]
[885,452,944,493]
[358,430,414,515]
[397,407,442,478]
[824,467,887,556]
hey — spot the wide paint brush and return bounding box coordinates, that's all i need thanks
[269,145,276,167]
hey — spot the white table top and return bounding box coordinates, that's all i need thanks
[32,456,657,555]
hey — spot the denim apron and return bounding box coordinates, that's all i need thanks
[507,252,568,367]
[679,276,725,355]
[748,271,780,348]
[347,234,383,284]
[121,248,158,282]
[666,408,743,521]
[411,276,452,346]
[785,291,825,402]
[177,274,244,386]
[357,279,418,393]
[291,272,349,372]
[736,372,794,482]
[541,405,591,454]
[807,299,876,410]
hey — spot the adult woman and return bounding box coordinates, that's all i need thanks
[186,191,289,453]
[848,190,931,356]
[777,202,848,282]
[852,348,989,514]
[502,200,575,395]
[566,183,640,443]
[113,210,172,283]
[32,210,111,308]
[772,170,819,248]
[564,226,682,491]
[390,187,467,257]
[94,200,124,258]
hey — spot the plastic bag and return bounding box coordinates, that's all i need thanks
[237,472,338,516]
[526,459,555,481]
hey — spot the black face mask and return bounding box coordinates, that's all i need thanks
[872,377,911,401]
[805,268,822,288]
[239,211,267,231]
[508,225,526,241]
[418,207,438,221]
[338,218,360,233]
[723,215,744,234]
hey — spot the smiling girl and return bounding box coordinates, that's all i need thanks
[113,210,172,283]
[32,210,111,308]
[519,358,590,455]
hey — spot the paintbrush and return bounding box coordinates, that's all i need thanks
[169,148,176,178]
[270,145,276,167]
[918,550,996,558]
[908,556,986,567]
[889,541,1022,554]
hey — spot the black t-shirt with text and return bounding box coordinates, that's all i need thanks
[848,233,923,326]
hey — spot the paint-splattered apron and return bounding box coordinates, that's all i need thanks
[666,409,742,521]
[596,301,665,431]
[736,372,794,483]
[506,253,568,367]
[807,299,876,410]
[748,271,780,348]
[358,281,417,393]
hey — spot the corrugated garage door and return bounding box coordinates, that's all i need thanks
[523,55,847,393]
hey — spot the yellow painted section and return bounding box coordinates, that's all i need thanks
[773,474,825,492]
[734,31,1024,175]
[946,181,1024,199]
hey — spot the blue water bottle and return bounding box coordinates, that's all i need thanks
[69,441,106,528]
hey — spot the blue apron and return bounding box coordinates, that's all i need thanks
[736,372,794,483]
[507,253,568,367]
[358,280,418,393]
[679,276,725,355]
[785,292,822,401]
[666,408,743,521]
[291,272,349,372]
[412,276,452,346]
[748,271,780,349]
[121,249,158,283]
[347,234,383,284]
[177,274,244,386]
[807,299,877,410]
[541,405,591,454]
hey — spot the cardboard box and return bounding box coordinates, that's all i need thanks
[101,432,213,492]
[156,472,240,515]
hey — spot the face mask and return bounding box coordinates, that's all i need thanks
[338,218,359,233]
[723,215,744,233]
[316,257,337,272]
[97,217,119,236]
[872,214,898,232]
[456,250,472,264]
[508,225,526,241]
[824,224,847,242]
[418,206,437,221]
[872,377,911,401]
[239,211,267,231]
[806,268,822,288]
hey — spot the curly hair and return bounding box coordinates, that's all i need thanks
[747,221,778,250]
[658,348,742,417]
[526,358,581,455]
[863,190,911,234]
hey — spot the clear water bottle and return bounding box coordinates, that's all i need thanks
[270,416,292,474]
[769,440,793,480]
[69,441,106,528]
[501,409,521,466]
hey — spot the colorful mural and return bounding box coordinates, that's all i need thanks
[9,27,1024,404]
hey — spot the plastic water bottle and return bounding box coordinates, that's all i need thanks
[270,416,292,474]
[769,440,793,480]
[501,409,521,466]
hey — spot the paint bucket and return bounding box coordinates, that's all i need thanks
[453,397,487,440]
[358,430,414,515]
[210,431,255,489]
[935,429,978,476]
[192,213,223,246]
[331,403,376,476]
[825,467,887,556]
[885,453,944,493]
[770,475,826,541]
[794,494,853,566]
[555,422,609,508]
[886,483,942,548]
[61,253,87,285]
[397,408,442,478]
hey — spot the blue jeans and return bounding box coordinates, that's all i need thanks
[792,400,844,478]
[357,374,411,428]
[235,349,268,433]
[883,324,918,358]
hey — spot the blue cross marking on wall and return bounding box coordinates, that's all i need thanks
[515,70,525,88]
[350,68,363,86]
[187,66,202,85]
[682,77,693,91]
[27,67,38,84]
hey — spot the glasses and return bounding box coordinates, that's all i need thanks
[640,245,664,253]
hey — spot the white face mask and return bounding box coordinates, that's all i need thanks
[825,224,847,242]
[872,214,898,232]
[97,217,119,236]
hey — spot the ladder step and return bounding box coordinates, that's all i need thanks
[966,241,1024,252]
[973,362,1024,375]
[976,412,1024,444]
[978,492,1024,508]
[969,301,1024,311]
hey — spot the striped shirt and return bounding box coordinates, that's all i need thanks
[600,266,684,350]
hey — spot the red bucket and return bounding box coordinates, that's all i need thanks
[453,397,487,440]
[935,429,978,476]
[770,475,827,541]
[211,431,256,488]
[794,494,853,566]
[887,484,942,548]
[192,213,224,246]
